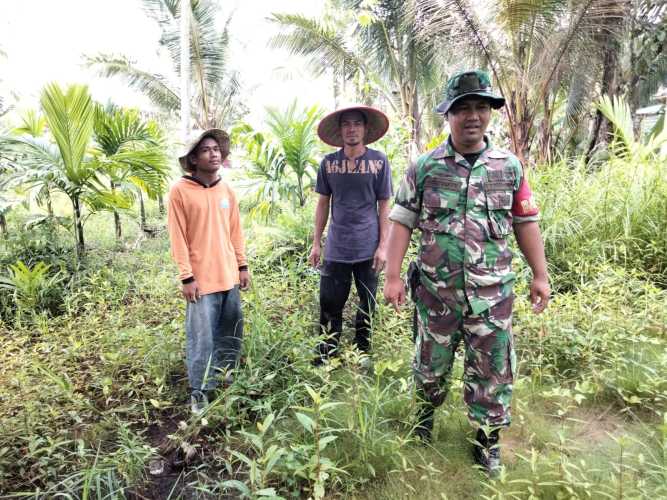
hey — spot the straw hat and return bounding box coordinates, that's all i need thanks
[178,128,230,171]
[317,105,389,148]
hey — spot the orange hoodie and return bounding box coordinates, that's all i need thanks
[167,176,247,295]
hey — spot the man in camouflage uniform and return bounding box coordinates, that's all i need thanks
[383,70,550,475]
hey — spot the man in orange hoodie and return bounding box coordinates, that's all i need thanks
[167,129,250,415]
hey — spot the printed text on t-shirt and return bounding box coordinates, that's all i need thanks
[325,159,385,175]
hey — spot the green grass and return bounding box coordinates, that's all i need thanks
[1,155,666,498]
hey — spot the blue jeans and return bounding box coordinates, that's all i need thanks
[185,287,243,391]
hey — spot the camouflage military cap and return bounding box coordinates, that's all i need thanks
[436,70,505,114]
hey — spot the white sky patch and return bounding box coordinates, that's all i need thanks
[0,0,332,126]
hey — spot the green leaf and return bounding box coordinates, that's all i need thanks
[318,435,337,451]
[258,412,275,434]
[304,384,321,405]
[255,488,279,497]
[220,479,251,496]
[40,83,95,185]
[295,412,314,433]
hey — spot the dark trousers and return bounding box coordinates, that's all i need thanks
[317,259,378,356]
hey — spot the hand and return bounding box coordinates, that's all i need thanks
[373,246,387,273]
[530,276,550,314]
[383,276,406,312]
[308,243,321,268]
[182,281,200,303]
[239,270,251,291]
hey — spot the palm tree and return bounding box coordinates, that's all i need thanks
[266,102,322,208]
[8,109,56,218]
[596,94,667,161]
[237,102,323,216]
[86,0,245,131]
[414,0,629,164]
[0,84,125,261]
[270,0,444,157]
[92,105,169,240]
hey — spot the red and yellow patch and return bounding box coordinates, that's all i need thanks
[512,179,539,217]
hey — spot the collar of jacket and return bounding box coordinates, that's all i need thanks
[431,135,509,166]
[182,175,222,188]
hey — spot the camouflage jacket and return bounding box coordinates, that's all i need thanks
[389,137,539,314]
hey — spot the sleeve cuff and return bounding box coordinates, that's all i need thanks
[389,204,419,229]
[513,215,540,224]
[181,276,195,284]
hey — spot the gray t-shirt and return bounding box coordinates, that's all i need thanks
[315,148,393,263]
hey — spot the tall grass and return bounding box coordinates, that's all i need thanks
[532,154,667,288]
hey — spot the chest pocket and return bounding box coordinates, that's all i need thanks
[419,174,461,233]
[485,172,514,239]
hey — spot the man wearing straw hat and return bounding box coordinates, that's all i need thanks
[309,106,393,368]
[167,129,250,415]
[383,70,550,475]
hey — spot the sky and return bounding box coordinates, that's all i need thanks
[0,0,332,128]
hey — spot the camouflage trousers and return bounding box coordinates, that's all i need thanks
[413,286,515,427]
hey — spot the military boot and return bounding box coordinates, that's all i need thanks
[472,428,501,477]
[414,402,435,443]
[413,388,436,443]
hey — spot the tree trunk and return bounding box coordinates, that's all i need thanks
[46,189,54,218]
[585,45,619,163]
[333,70,340,109]
[537,93,554,164]
[138,189,146,231]
[114,211,122,240]
[72,196,85,259]
[410,86,421,157]
[505,89,530,165]
[158,194,165,216]
[180,0,191,142]
[0,213,7,239]
[111,181,122,241]
[509,117,530,166]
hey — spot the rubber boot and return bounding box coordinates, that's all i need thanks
[414,389,435,443]
[472,428,501,477]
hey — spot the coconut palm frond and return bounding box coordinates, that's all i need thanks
[93,106,156,157]
[81,188,133,212]
[536,0,628,93]
[85,54,180,112]
[0,136,71,195]
[161,0,228,87]
[106,148,169,198]
[414,0,505,88]
[91,105,170,203]
[11,109,47,138]
[141,0,179,23]
[268,13,364,80]
[40,83,96,187]
[596,94,636,155]
[564,58,597,128]
[201,71,244,129]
